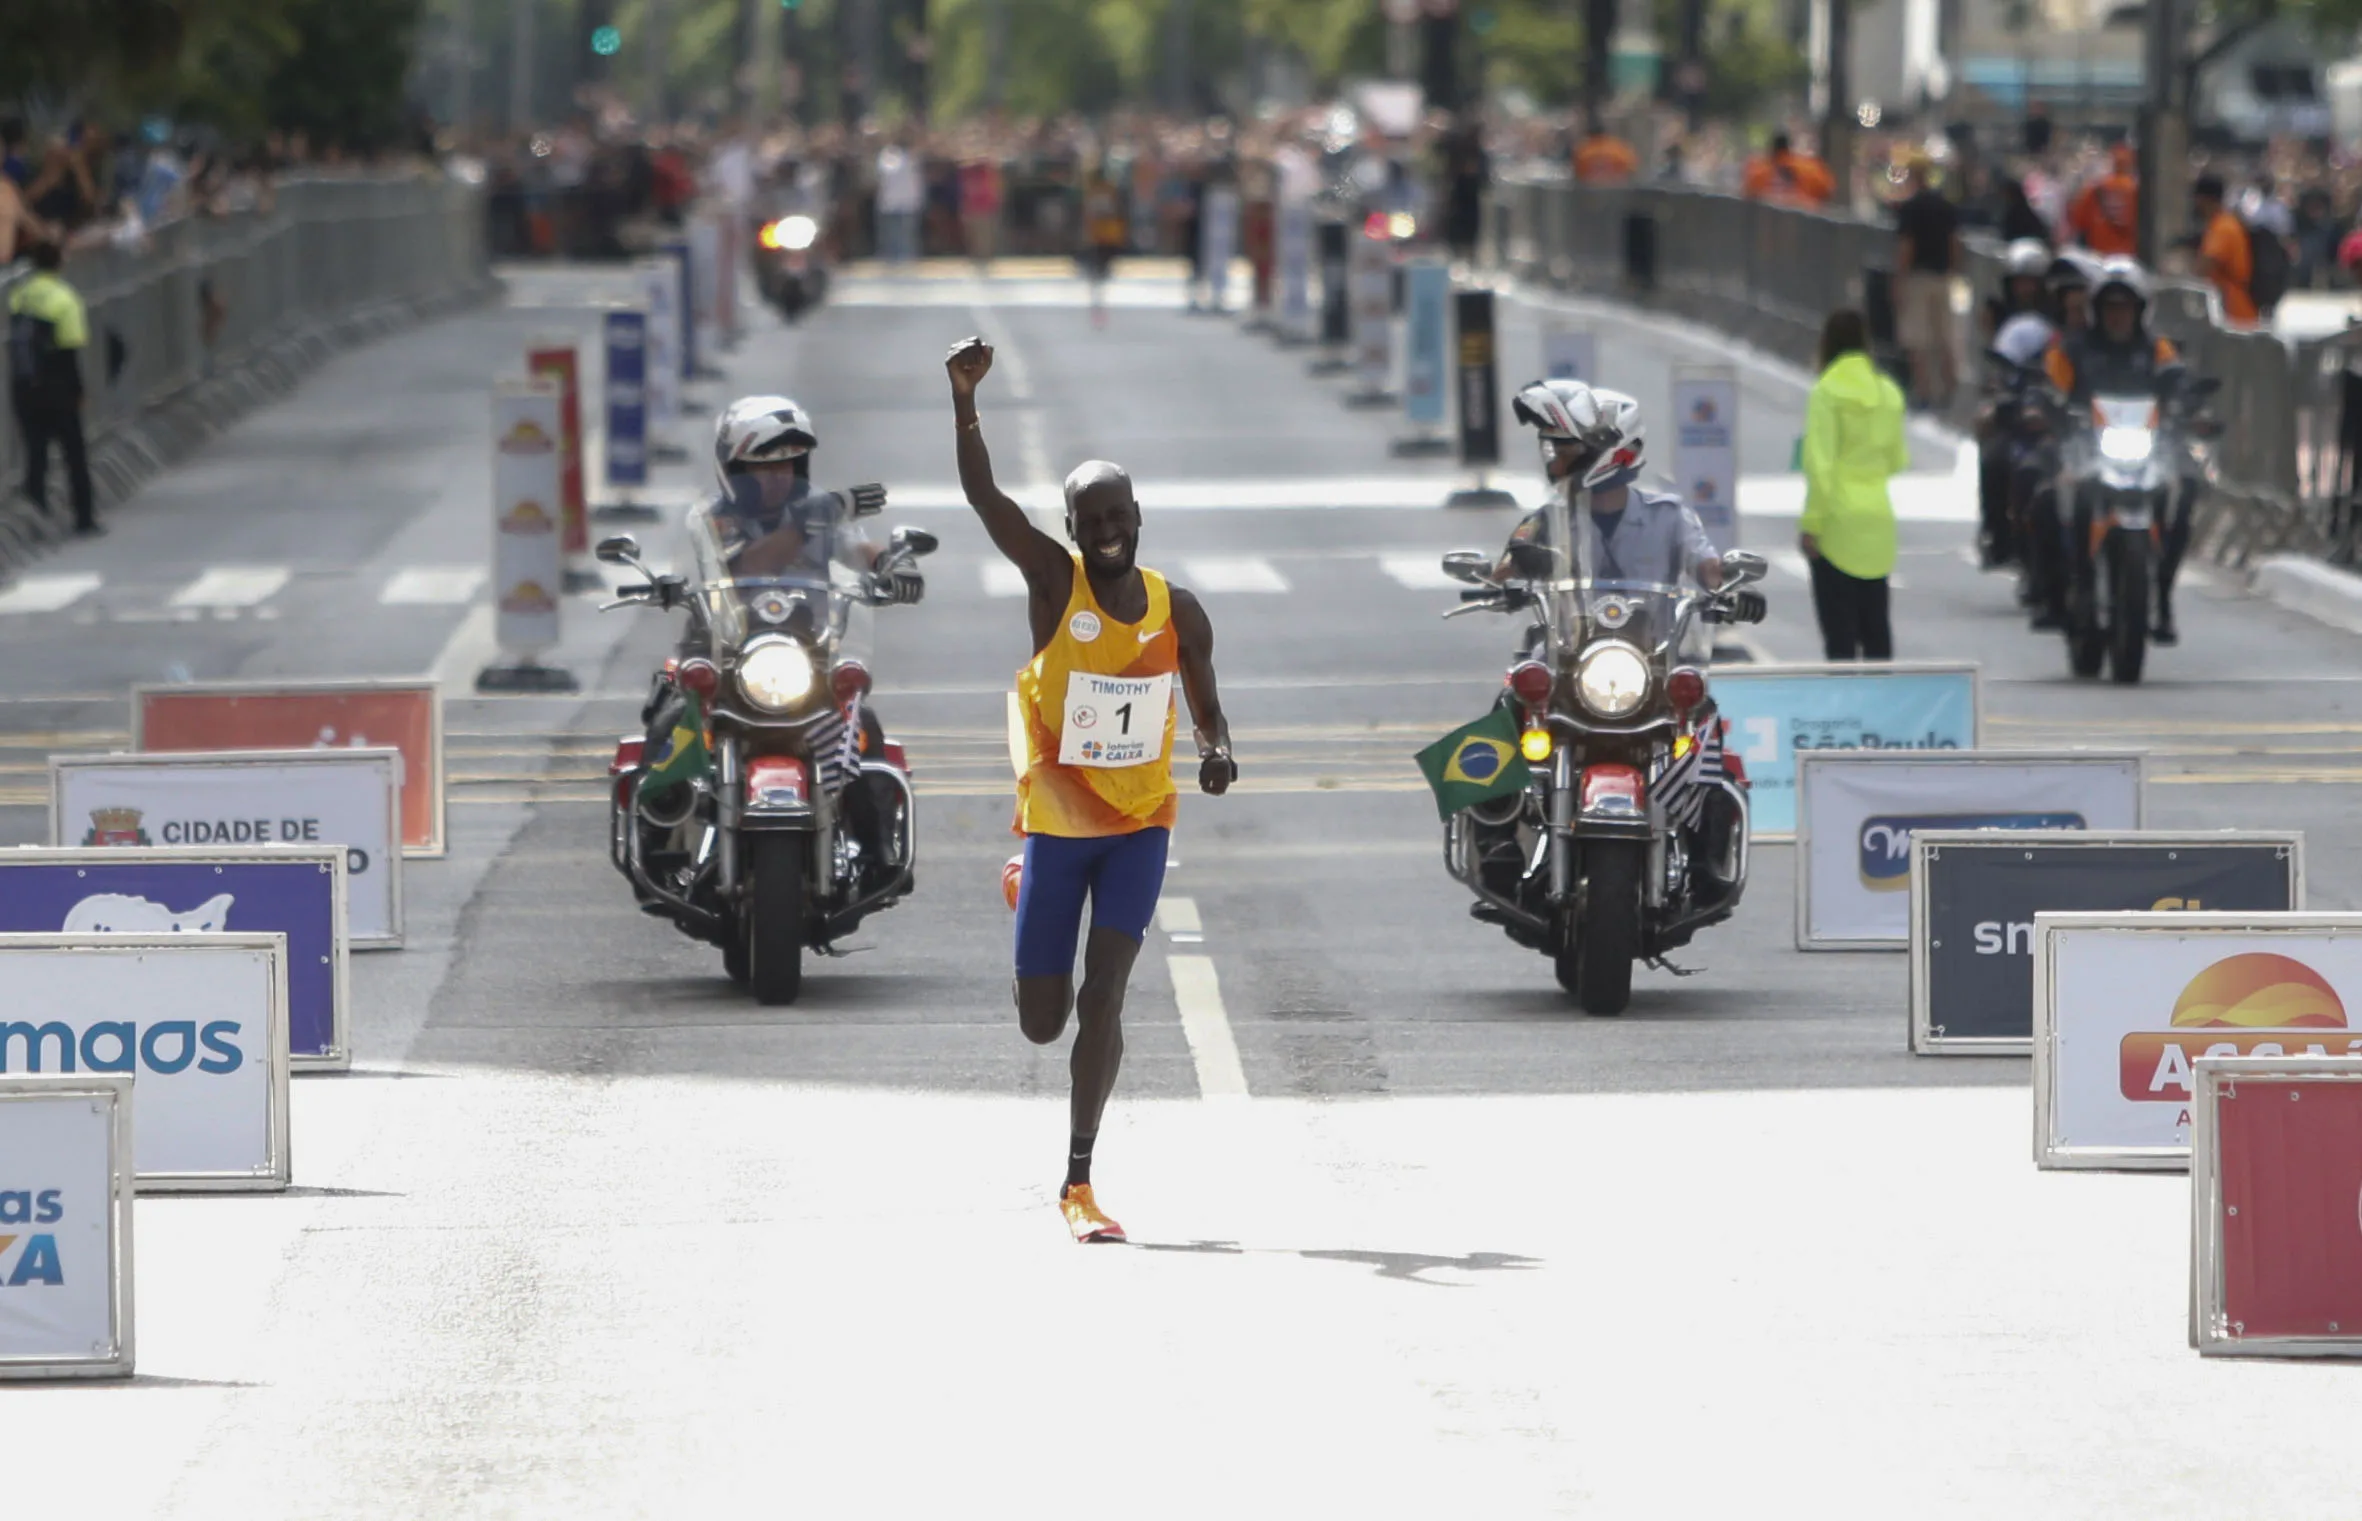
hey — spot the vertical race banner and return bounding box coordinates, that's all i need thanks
[526,339,588,570]
[1401,258,1451,432]
[717,213,741,345]
[0,1076,135,1380]
[1277,200,1313,341]
[688,219,721,366]
[663,237,697,381]
[1318,219,1351,348]
[1672,367,1740,553]
[492,380,565,662]
[603,309,649,494]
[1542,325,1598,386]
[1348,227,1394,398]
[638,259,682,433]
[1200,185,1241,312]
[1454,288,1503,468]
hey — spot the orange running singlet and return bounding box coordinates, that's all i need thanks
[1014,555,1180,838]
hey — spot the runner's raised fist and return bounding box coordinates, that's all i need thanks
[946,337,995,395]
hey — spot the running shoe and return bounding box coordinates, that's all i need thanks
[1059,1183,1126,1244]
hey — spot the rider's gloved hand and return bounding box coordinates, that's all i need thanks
[872,568,925,605]
[1727,589,1768,625]
[843,482,888,515]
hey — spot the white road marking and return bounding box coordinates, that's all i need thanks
[981,562,1029,598]
[1181,555,1291,594]
[1167,953,1249,1099]
[877,473,1977,519]
[1378,554,1460,590]
[170,565,291,609]
[0,572,101,614]
[1157,897,1203,935]
[1772,549,1811,582]
[380,566,486,605]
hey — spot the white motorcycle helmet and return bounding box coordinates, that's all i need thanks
[713,395,818,490]
[2001,237,2051,281]
[1511,378,1646,489]
[2091,256,2151,311]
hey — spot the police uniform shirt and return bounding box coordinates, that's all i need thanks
[1515,486,1718,587]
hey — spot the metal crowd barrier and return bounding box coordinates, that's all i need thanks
[1497,174,2362,569]
[2,174,490,519]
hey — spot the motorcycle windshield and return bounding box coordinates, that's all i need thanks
[1532,488,1712,666]
[682,491,873,661]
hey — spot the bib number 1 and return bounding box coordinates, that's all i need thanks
[1059,670,1171,768]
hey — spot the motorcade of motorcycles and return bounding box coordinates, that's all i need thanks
[1436,489,1769,1015]
[1981,353,2069,624]
[755,212,830,322]
[2053,374,2220,683]
[595,500,935,1005]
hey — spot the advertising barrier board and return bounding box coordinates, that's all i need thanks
[1795,750,2143,950]
[1453,288,1502,468]
[638,258,681,429]
[603,309,649,492]
[526,338,588,563]
[662,238,696,380]
[1347,229,1393,396]
[1910,832,2300,1055]
[132,678,443,858]
[0,935,291,1191]
[0,847,350,1070]
[2035,913,2362,1171]
[51,749,402,948]
[2190,1055,2362,1358]
[1277,200,1313,339]
[1542,325,1597,386]
[1671,367,1740,553]
[1401,257,1450,430]
[492,379,565,660]
[1714,662,1978,839]
[0,1075,135,1379]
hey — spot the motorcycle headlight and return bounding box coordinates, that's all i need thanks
[1576,642,1650,719]
[779,215,818,252]
[738,639,816,712]
[2100,426,2154,462]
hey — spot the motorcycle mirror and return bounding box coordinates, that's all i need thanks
[890,527,940,558]
[1440,549,1491,584]
[1719,549,1768,588]
[596,535,641,566]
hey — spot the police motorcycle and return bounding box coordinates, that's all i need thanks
[752,165,831,321]
[595,491,934,1007]
[1436,487,1768,1015]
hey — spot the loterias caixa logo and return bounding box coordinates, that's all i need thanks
[1857,812,2086,890]
[2122,953,2359,1122]
[0,1187,67,1289]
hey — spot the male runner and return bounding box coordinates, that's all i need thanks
[945,335,1236,1243]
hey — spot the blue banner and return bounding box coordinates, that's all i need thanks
[603,310,648,489]
[0,853,343,1064]
[1402,259,1450,429]
[1712,665,1979,836]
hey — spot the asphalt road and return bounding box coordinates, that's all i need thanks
[8,258,2362,1517]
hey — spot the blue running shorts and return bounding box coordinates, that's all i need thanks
[1013,828,1171,979]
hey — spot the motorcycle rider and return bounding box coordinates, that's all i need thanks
[1474,378,1764,906]
[2041,260,2193,643]
[1996,253,2095,628]
[1975,238,2052,567]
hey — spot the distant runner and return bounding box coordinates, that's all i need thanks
[945,335,1236,1244]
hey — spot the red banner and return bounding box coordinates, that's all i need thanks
[528,342,587,557]
[2216,1077,2362,1340]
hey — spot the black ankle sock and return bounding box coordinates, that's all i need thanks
[1064,1133,1095,1191]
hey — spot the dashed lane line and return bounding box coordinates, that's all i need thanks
[1166,953,1249,1100]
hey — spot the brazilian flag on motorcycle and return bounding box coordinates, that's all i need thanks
[1415,706,1531,822]
[641,690,712,799]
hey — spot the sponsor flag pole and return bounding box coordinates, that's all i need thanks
[1390,256,1455,459]
[478,379,579,694]
[1443,284,1520,507]
[1307,217,1351,375]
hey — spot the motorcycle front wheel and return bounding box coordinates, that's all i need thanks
[1554,839,1644,1016]
[2108,534,2151,685]
[747,834,808,1006]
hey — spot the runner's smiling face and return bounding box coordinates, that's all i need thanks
[1068,478,1141,577]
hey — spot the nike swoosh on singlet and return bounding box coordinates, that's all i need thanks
[1137,628,1161,643]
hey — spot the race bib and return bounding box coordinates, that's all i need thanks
[1057,670,1171,769]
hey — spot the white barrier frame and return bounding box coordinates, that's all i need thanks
[0,845,352,1072]
[1793,748,2147,952]
[2190,1054,2362,1358]
[1908,831,2304,1056]
[1711,660,1982,844]
[2033,911,2362,1172]
[49,748,405,949]
[131,676,447,859]
[0,1075,135,1380]
[0,933,293,1192]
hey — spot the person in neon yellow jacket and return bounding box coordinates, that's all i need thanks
[1799,309,1909,660]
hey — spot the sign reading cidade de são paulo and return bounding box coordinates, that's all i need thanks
[0,1075,135,1379]
[50,748,403,947]
[2037,913,2362,1169]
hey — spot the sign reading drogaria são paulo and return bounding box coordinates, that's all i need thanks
[0,936,290,1191]
[50,748,402,947]
[0,847,351,1070]
[0,1075,135,1380]
[2189,1056,2362,1358]
[2034,913,2362,1171]
[1795,750,2143,950]
[1909,832,2301,1055]
[1713,663,1978,838]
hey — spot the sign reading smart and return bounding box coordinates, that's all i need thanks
[0,847,351,1069]
[2035,913,2362,1170]
[0,935,291,1191]
[1910,833,2300,1054]
[1714,663,1978,838]
[0,1076,134,1379]
[51,749,402,947]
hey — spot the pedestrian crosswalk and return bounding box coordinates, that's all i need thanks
[168,566,290,609]
[0,572,102,614]
[380,566,487,605]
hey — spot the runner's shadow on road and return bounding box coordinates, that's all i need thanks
[1132,1239,1541,1287]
